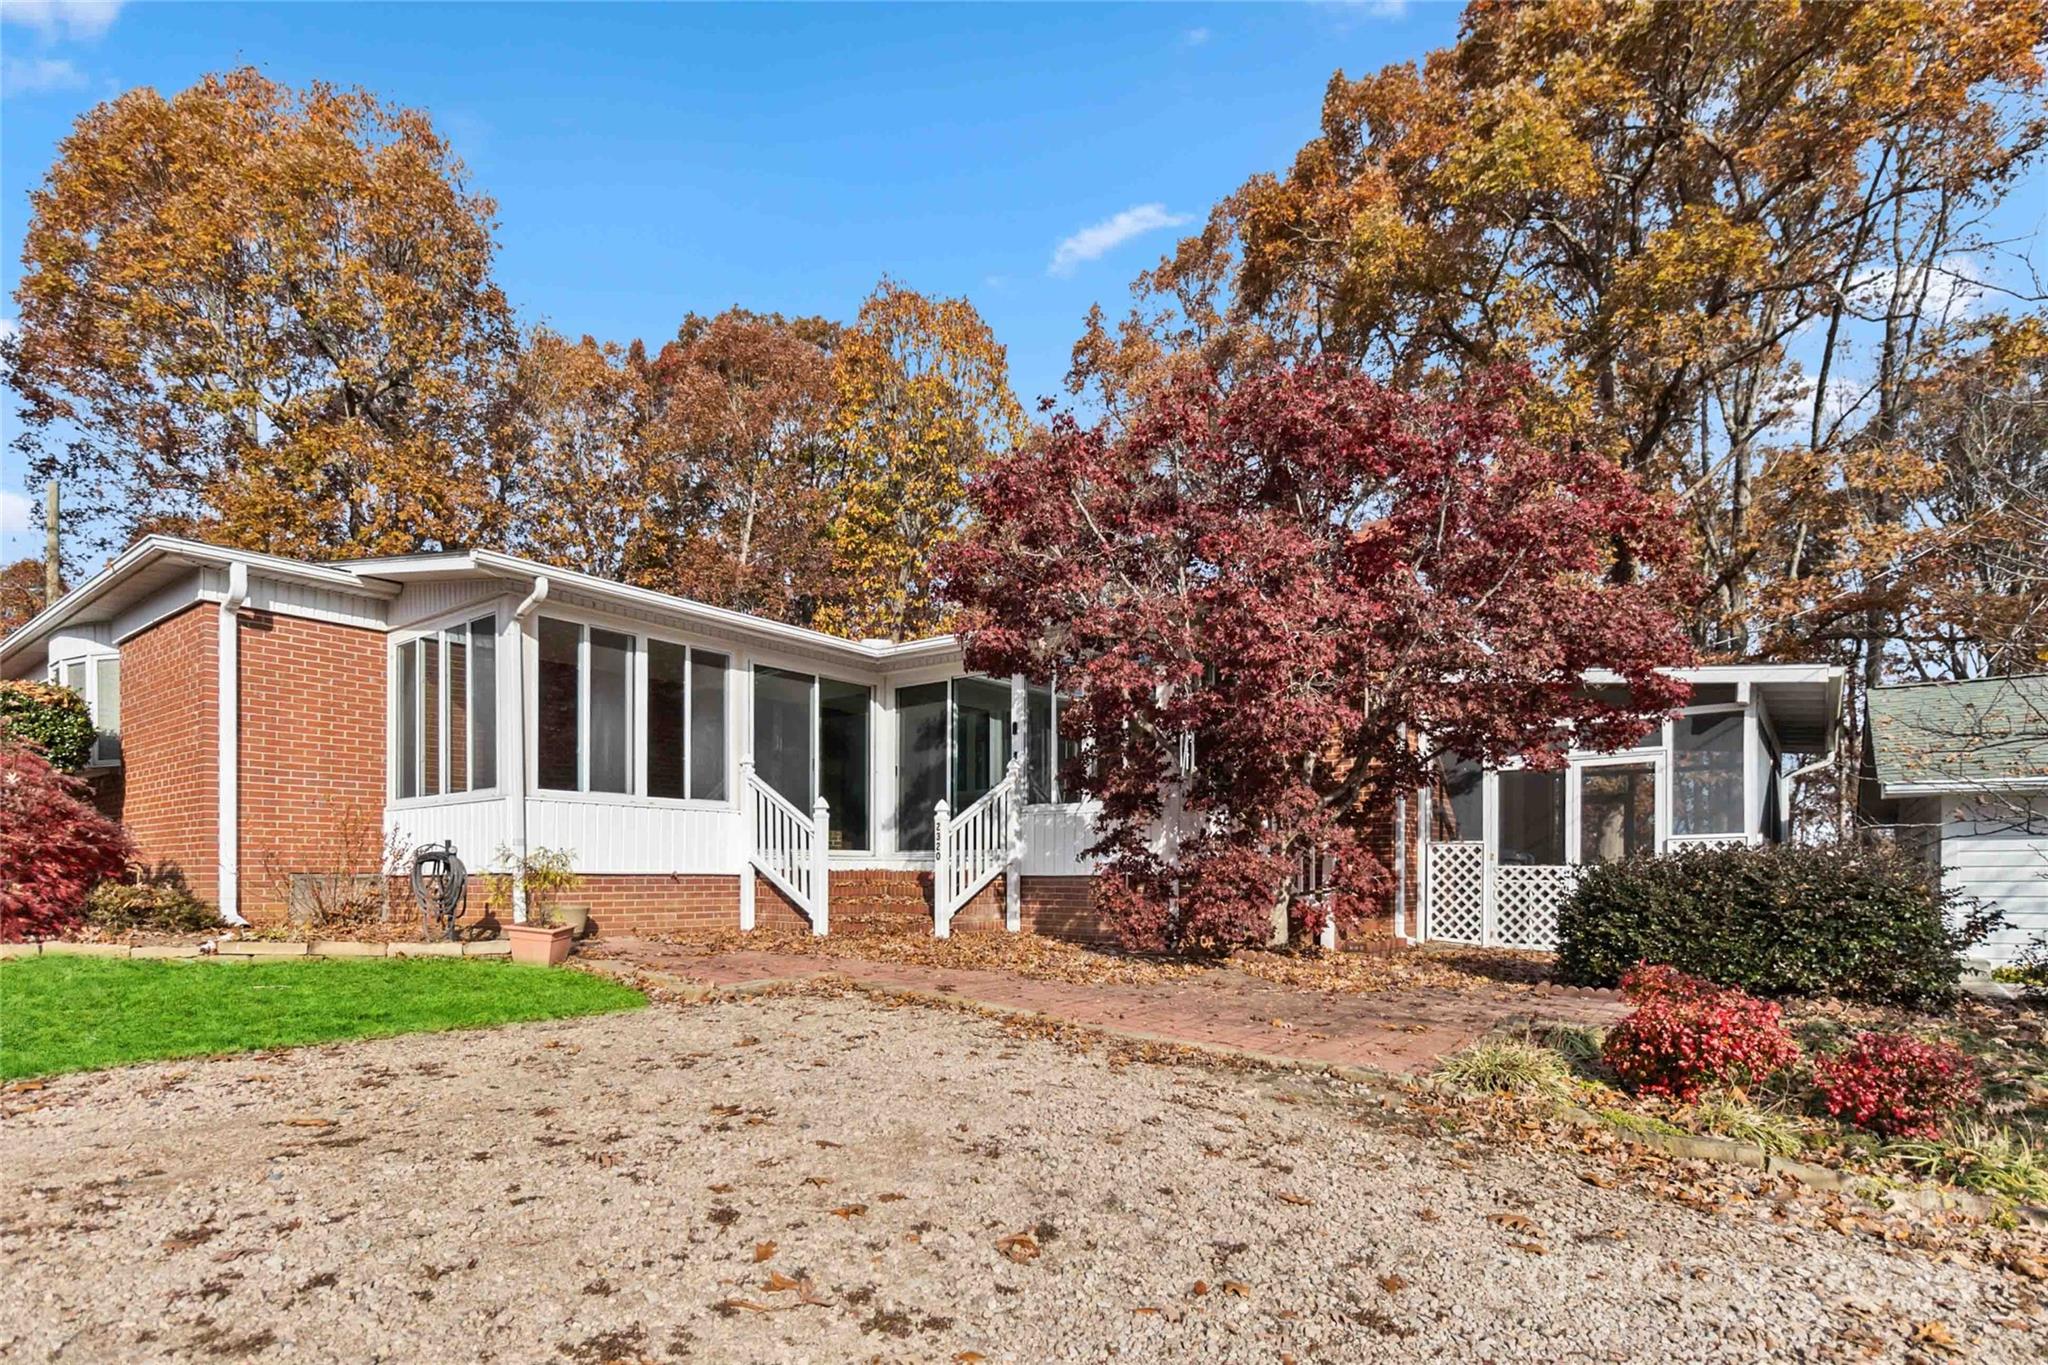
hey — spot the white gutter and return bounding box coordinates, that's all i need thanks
[504,575,549,923]
[216,561,250,926]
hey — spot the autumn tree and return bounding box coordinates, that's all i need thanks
[3,68,522,559]
[943,365,1695,953]
[628,310,843,624]
[0,559,57,637]
[1071,0,2048,689]
[822,279,1028,640]
[504,330,653,580]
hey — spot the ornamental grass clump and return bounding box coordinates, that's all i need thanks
[1601,965,1801,1102]
[1811,1032,1982,1140]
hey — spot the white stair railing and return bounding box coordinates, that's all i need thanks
[742,760,830,936]
[933,759,1020,938]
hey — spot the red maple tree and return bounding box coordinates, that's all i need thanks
[943,365,1696,951]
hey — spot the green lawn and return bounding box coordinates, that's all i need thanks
[0,955,646,1079]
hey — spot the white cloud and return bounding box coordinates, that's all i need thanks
[1851,254,1986,329]
[2,54,85,96]
[0,319,17,343]
[0,489,33,537]
[1049,203,1191,277]
[1181,26,1211,47]
[0,0,124,41]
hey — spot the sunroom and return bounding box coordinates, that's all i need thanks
[1409,665,1844,952]
[379,554,1096,936]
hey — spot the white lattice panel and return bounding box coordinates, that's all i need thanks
[1494,864,1578,950]
[1426,842,1485,944]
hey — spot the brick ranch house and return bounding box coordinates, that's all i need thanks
[2,536,1842,949]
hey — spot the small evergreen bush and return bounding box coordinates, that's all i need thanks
[1556,843,1997,1007]
[0,678,96,773]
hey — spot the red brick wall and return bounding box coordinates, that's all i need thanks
[236,610,387,924]
[117,604,220,903]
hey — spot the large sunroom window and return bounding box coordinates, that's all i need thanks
[50,653,121,766]
[397,615,497,799]
[537,616,729,800]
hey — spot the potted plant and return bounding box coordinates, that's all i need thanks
[491,845,583,966]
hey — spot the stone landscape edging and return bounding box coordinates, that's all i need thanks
[0,939,513,960]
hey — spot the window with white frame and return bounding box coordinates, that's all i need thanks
[396,615,497,800]
[1671,710,1744,836]
[535,615,729,800]
[48,652,121,765]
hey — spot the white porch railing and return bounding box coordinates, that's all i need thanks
[933,758,1021,938]
[742,760,829,935]
[1665,833,1752,851]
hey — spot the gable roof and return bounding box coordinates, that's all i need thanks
[1867,674,2048,794]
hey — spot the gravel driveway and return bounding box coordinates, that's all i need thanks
[1,991,2037,1362]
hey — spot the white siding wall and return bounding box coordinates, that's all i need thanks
[526,798,744,875]
[1019,803,1102,876]
[388,798,511,872]
[1940,794,2048,966]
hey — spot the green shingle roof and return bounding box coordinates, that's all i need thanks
[1867,674,2048,792]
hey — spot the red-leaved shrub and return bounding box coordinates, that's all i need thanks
[1811,1032,1981,1140]
[0,739,133,941]
[1602,964,1801,1100]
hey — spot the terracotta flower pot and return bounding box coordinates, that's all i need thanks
[506,922,575,967]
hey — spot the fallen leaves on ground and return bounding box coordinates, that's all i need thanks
[996,1231,1041,1263]
[752,1241,776,1263]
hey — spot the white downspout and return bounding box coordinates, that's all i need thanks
[506,575,549,923]
[1782,746,1837,834]
[216,561,250,926]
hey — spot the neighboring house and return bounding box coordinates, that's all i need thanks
[1,534,1843,951]
[1863,675,2048,967]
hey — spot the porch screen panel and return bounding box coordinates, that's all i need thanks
[647,640,688,800]
[1580,763,1656,864]
[754,666,814,809]
[951,677,1013,810]
[588,629,633,794]
[1672,712,1743,835]
[1497,769,1565,865]
[1027,686,1054,804]
[447,635,469,792]
[819,679,871,850]
[469,618,497,790]
[1436,754,1484,840]
[421,637,442,797]
[689,651,728,801]
[895,681,947,852]
[397,642,420,799]
[536,618,581,791]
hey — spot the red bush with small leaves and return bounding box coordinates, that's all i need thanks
[1602,965,1801,1101]
[0,738,134,941]
[1811,1032,1981,1140]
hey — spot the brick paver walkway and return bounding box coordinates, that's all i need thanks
[586,940,1624,1075]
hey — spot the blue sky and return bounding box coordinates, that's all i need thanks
[0,0,1454,564]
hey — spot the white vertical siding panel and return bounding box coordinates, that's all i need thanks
[1020,803,1102,876]
[387,798,510,870]
[525,798,744,875]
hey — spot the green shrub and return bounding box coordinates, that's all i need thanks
[84,867,218,934]
[1555,843,1999,1008]
[0,679,96,773]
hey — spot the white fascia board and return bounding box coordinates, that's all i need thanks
[1,534,399,670]
[1882,776,2048,797]
[1580,663,1844,686]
